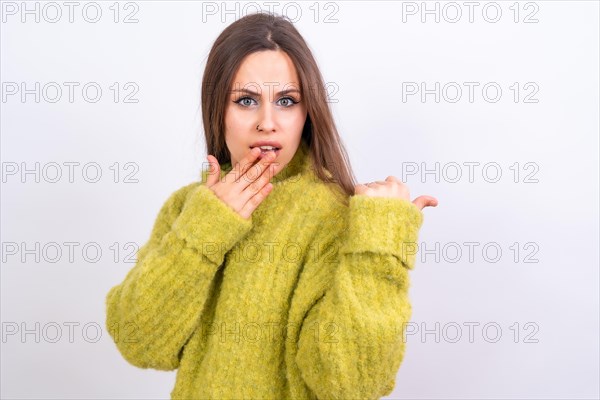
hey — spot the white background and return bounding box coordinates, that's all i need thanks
[1,1,599,399]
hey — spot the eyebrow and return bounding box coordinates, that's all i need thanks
[230,88,301,96]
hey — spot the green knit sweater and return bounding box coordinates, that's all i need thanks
[105,139,424,399]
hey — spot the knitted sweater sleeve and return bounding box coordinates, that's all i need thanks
[295,194,424,399]
[105,183,252,370]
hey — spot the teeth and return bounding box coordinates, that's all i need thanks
[257,145,277,150]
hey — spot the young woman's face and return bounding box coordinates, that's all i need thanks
[224,49,307,175]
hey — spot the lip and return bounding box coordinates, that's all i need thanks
[253,148,281,160]
[249,140,282,149]
[250,141,282,160]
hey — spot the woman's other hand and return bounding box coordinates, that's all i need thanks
[354,176,438,211]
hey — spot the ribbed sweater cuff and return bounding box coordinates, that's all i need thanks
[171,184,252,266]
[340,194,424,268]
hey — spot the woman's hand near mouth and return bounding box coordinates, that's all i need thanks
[205,147,282,220]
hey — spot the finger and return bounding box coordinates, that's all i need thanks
[231,147,263,182]
[368,179,389,185]
[205,155,221,187]
[412,195,439,210]
[385,176,400,182]
[354,183,369,195]
[241,161,276,200]
[240,150,279,188]
[239,181,274,219]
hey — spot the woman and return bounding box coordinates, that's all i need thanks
[105,12,438,400]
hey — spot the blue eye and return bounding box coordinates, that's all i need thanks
[234,96,257,107]
[277,96,299,107]
[233,96,299,108]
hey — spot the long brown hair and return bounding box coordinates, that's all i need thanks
[201,12,357,205]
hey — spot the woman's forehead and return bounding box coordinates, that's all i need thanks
[232,50,301,91]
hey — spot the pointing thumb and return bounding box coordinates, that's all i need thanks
[205,155,221,187]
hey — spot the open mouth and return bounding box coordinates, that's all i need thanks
[250,146,281,159]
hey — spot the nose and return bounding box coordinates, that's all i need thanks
[257,102,276,132]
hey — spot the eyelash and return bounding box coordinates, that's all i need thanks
[233,96,300,108]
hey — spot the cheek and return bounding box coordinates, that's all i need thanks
[224,109,249,142]
[281,109,307,130]
[225,108,241,131]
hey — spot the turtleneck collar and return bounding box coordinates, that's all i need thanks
[202,139,313,186]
